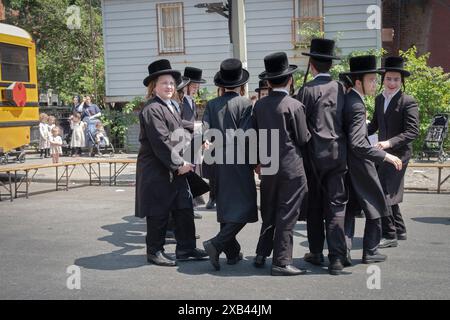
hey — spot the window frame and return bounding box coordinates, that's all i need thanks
[0,42,30,83]
[156,2,185,55]
[291,0,324,47]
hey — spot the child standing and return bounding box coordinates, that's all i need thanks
[69,112,86,157]
[49,127,62,163]
[38,113,49,159]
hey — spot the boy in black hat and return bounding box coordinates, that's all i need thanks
[136,59,208,267]
[255,80,270,100]
[295,38,349,275]
[341,55,403,264]
[181,66,206,123]
[252,52,310,276]
[368,56,419,248]
[202,58,258,271]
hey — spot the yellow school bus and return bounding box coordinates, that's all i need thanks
[0,23,39,158]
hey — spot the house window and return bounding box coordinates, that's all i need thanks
[157,2,185,54]
[292,0,324,46]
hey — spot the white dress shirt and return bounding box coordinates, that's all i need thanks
[382,89,401,113]
[314,73,331,79]
[272,88,289,95]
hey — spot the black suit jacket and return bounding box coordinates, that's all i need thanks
[181,96,198,123]
[344,90,389,219]
[253,90,310,179]
[368,91,419,205]
[296,76,347,168]
[202,92,257,224]
[368,91,419,161]
[135,96,192,218]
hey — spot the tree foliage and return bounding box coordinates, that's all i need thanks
[4,0,104,105]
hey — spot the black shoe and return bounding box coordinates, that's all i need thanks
[203,240,220,270]
[271,264,307,276]
[147,251,177,267]
[194,212,203,219]
[176,248,209,261]
[328,258,344,276]
[206,199,216,210]
[343,250,353,267]
[253,255,266,268]
[379,238,398,248]
[397,233,407,240]
[363,252,387,264]
[304,252,324,266]
[227,252,243,265]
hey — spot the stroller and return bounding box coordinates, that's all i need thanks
[85,119,115,157]
[421,113,449,162]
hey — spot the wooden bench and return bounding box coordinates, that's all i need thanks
[408,162,450,194]
[0,158,137,201]
[2,159,447,201]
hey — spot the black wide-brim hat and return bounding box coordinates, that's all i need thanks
[143,59,181,87]
[214,58,250,88]
[184,66,206,84]
[259,52,298,80]
[341,55,384,76]
[255,80,270,92]
[176,76,190,91]
[302,38,341,60]
[379,56,411,77]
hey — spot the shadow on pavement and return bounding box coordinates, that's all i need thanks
[74,215,147,271]
[412,217,450,225]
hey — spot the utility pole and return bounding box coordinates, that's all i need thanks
[230,0,248,94]
[89,0,97,102]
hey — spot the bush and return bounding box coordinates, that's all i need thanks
[295,48,385,115]
[295,45,450,156]
[400,47,450,154]
[100,97,142,149]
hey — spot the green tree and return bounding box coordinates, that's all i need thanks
[4,0,104,105]
[400,46,450,154]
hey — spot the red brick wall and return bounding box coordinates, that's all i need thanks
[382,0,449,72]
[427,0,450,72]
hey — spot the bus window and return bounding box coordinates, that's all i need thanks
[0,43,30,82]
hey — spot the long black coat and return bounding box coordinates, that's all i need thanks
[297,76,348,218]
[343,90,389,220]
[297,76,347,169]
[368,91,419,205]
[135,96,192,219]
[252,91,310,226]
[202,92,257,224]
[181,96,198,123]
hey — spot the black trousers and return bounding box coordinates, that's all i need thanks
[382,204,407,239]
[306,169,348,260]
[345,214,381,256]
[256,176,306,267]
[211,223,245,259]
[146,208,196,255]
[209,174,216,201]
